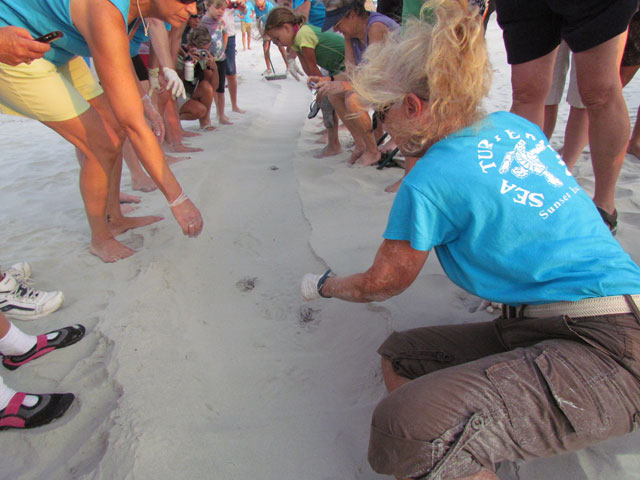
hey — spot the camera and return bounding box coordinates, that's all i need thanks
[198,49,209,57]
[230,1,239,7]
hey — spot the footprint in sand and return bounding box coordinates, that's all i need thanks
[298,305,319,324]
[236,277,257,292]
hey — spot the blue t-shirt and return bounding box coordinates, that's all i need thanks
[0,0,130,66]
[384,111,640,306]
[254,0,275,22]
[237,2,255,23]
[292,0,325,28]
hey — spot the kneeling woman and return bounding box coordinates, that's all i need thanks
[301,1,640,479]
[177,25,218,131]
[265,7,345,158]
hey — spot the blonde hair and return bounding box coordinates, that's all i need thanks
[264,6,307,32]
[350,0,491,154]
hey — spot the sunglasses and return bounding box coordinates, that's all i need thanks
[178,0,198,4]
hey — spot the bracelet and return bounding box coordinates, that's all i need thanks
[317,269,333,298]
[168,190,189,208]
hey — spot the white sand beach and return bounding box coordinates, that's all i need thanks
[0,17,639,480]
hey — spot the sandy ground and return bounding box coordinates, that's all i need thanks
[0,17,639,480]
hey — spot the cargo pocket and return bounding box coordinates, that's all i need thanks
[534,347,613,439]
[486,353,559,447]
[487,346,618,448]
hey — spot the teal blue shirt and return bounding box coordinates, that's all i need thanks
[384,112,640,305]
[0,0,130,66]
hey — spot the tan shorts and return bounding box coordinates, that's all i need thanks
[544,41,584,108]
[0,56,103,122]
[241,21,253,34]
[371,308,640,479]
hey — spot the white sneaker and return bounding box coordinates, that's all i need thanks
[262,68,273,76]
[3,262,32,283]
[0,274,63,320]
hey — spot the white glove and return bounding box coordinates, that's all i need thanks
[287,58,302,81]
[162,67,186,99]
[300,269,332,301]
[148,68,161,96]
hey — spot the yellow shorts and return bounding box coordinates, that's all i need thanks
[0,56,103,122]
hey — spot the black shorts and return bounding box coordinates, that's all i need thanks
[623,9,640,67]
[495,0,639,64]
[215,60,226,93]
[131,54,149,81]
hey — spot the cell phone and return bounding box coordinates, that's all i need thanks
[35,31,64,43]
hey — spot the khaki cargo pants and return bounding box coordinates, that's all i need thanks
[370,303,640,479]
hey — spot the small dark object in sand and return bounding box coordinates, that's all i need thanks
[236,277,257,292]
[269,165,279,171]
[299,306,319,324]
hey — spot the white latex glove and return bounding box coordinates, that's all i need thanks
[162,67,186,99]
[301,274,323,300]
[142,95,165,142]
[301,269,332,301]
[148,67,161,96]
[287,58,302,81]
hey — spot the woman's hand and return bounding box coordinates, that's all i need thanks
[170,198,204,237]
[315,80,347,99]
[307,75,330,89]
[142,95,165,142]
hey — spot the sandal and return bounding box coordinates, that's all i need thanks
[0,392,74,430]
[308,99,320,119]
[596,207,618,236]
[2,324,85,371]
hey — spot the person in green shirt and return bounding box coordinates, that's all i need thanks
[265,7,346,157]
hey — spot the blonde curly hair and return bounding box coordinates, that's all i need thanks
[350,0,491,155]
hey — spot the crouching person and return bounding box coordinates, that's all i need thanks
[300,1,640,478]
[178,25,219,131]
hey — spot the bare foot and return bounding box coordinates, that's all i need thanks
[121,204,138,215]
[90,237,136,263]
[218,116,234,125]
[314,145,342,158]
[109,215,164,237]
[384,177,403,193]
[232,106,246,114]
[356,150,382,167]
[349,147,364,165]
[164,143,203,153]
[182,130,200,138]
[131,177,158,192]
[200,124,217,131]
[120,192,141,204]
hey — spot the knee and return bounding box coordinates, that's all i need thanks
[578,81,623,111]
[511,76,551,106]
[345,91,365,113]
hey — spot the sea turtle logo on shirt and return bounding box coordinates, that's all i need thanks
[499,140,563,187]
